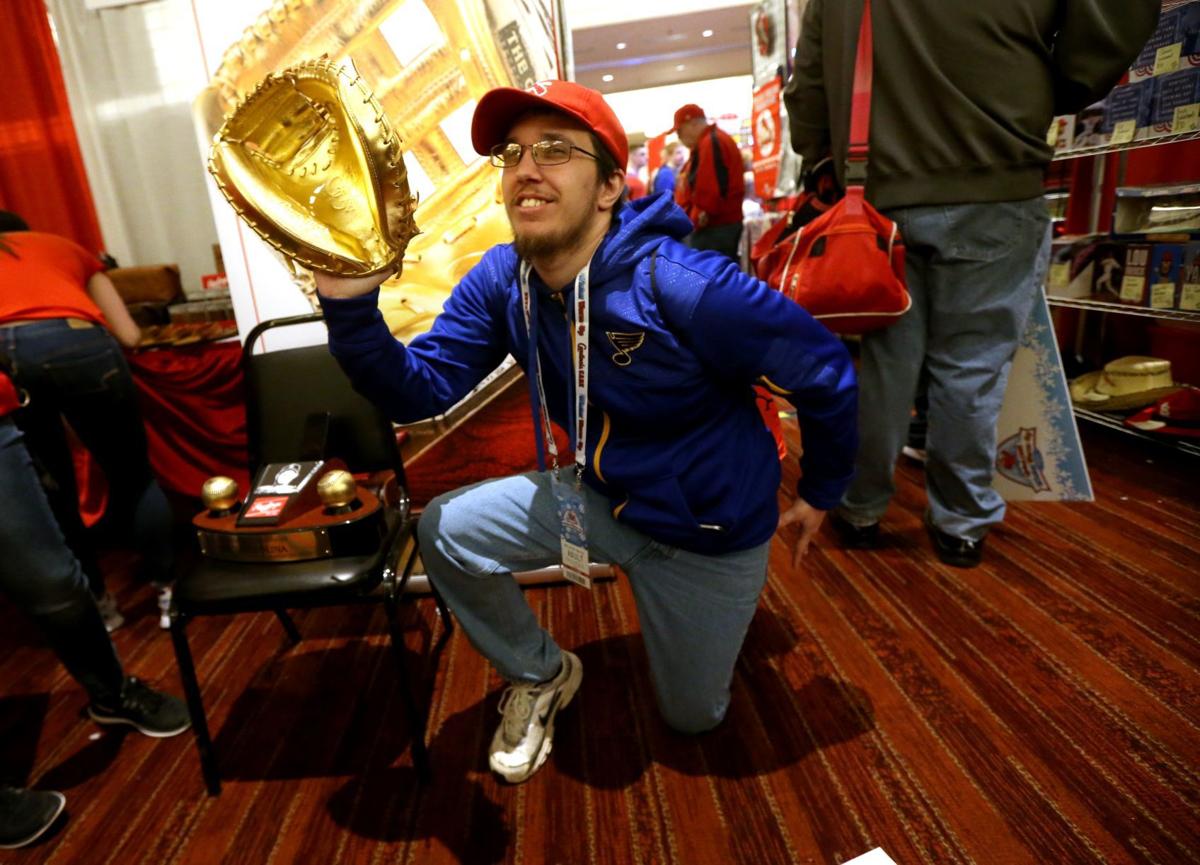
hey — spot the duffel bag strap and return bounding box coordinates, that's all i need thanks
[846,0,875,187]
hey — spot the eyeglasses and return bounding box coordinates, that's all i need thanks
[489,139,599,168]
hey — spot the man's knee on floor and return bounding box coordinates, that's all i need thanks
[656,692,729,735]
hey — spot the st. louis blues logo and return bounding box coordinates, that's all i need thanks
[995,427,1051,493]
[606,331,645,367]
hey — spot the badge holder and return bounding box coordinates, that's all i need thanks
[552,470,591,589]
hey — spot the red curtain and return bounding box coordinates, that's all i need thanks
[0,0,104,249]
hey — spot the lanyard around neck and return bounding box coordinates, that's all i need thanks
[519,260,590,485]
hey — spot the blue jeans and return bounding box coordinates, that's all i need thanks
[838,198,1051,541]
[0,320,172,588]
[0,417,123,703]
[418,472,770,733]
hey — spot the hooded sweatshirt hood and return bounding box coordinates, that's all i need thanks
[588,193,693,284]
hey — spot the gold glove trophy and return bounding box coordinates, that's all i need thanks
[208,57,419,276]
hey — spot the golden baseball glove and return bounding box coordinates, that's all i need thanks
[208,58,418,276]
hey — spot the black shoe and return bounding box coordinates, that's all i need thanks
[829,512,881,549]
[925,516,983,568]
[0,787,66,849]
[88,677,191,738]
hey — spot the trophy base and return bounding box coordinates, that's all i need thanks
[195,485,386,562]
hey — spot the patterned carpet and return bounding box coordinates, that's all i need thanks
[1,378,1197,864]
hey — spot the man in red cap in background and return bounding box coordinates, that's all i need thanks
[670,103,745,262]
[312,80,857,784]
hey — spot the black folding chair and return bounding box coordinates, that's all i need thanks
[168,313,451,795]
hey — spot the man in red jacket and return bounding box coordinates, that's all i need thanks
[671,104,745,262]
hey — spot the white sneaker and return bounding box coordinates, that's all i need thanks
[156,585,173,630]
[489,650,582,784]
[94,592,125,633]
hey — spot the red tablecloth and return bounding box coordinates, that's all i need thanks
[76,341,249,524]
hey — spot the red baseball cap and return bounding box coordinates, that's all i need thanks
[670,104,706,133]
[1124,386,1200,438]
[471,80,628,168]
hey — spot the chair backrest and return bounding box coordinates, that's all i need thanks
[241,314,405,485]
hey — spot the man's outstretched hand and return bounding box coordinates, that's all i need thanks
[314,267,396,299]
[777,497,827,569]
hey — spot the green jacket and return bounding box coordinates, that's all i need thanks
[783,0,1160,209]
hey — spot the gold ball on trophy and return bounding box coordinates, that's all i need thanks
[318,469,357,509]
[201,476,240,512]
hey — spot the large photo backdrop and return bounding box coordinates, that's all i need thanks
[193,0,565,351]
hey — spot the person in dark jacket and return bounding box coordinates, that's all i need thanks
[0,370,189,850]
[314,80,857,785]
[671,103,746,262]
[783,0,1159,567]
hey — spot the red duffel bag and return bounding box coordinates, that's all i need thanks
[763,0,910,335]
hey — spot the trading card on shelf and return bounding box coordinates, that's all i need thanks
[1180,242,1200,311]
[1092,241,1127,300]
[1072,100,1107,149]
[1149,67,1200,136]
[1047,236,1102,299]
[1046,114,1075,151]
[1179,1,1200,66]
[1119,243,1152,305]
[1130,6,1182,82]
[1148,243,1184,309]
[1071,99,1109,148]
[1101,81,1154,144]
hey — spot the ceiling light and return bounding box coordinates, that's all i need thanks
[675,64,686,71]
[702,29,713,37]
[616,42,626,50]
[602,74,614,82]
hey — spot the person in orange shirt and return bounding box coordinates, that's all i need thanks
[0,210,172,630]
[671,104,745,262]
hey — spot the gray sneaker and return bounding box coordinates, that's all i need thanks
[88,676,191,738]
[0,787,66,849]
[489,650,582,783]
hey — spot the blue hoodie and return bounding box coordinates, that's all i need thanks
[319,195,857,555]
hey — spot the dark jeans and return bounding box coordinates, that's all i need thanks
[0,320,172,591]
[686,221,743,263]
[0,417,123,704]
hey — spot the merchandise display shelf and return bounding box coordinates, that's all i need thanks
[1051,128,1200,161]
[1073,406,1200,458]
[1046,295,1200,322]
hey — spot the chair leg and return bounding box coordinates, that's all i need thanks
[398,529,454,654]
[382,596,432,784]
[428,582,454,658]
[274,609,303,645]
[169,612,222,796]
